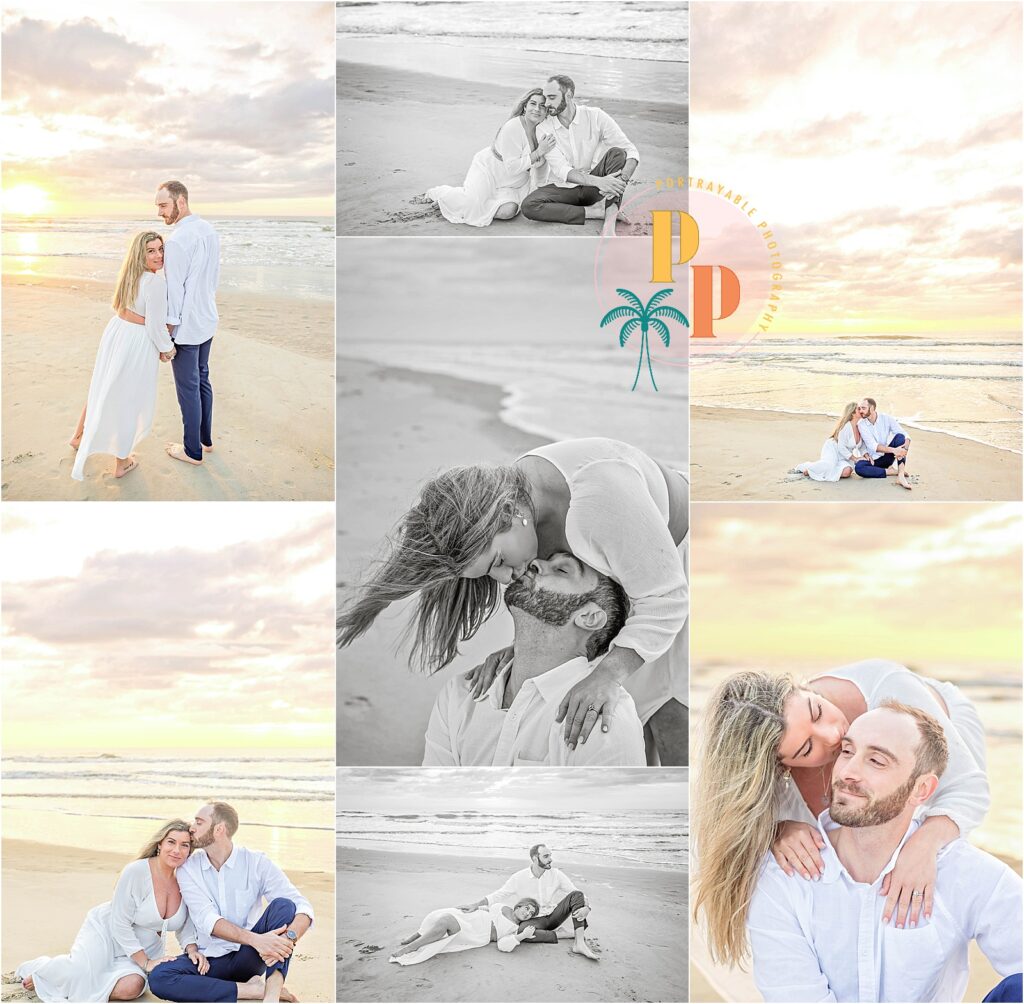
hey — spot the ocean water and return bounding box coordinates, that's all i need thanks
[2,216,334,300]
[691,333,1022,454]
[336,810,687,871]
[337,237,689,467]
[2,751,335,872]
[690,660,1022,864]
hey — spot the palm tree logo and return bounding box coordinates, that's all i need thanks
[600,288,689,392]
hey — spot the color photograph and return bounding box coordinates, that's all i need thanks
[688,502,1023,1003]
[337,0,688,235]
[2,2,335,501]
[688,1,1022,501]
[1,503,336,1002]
[336,767,688,1002]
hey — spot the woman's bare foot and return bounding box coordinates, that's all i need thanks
[399,932,419,946]
[22,975,35,991]
[115,456,139,478]
[69,434,82,450]
[166,444,202,466]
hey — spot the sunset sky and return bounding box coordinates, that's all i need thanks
[1,2,333,217]
[692,2,1022,335]
[691,502,1021,668]
[1,504,334,751]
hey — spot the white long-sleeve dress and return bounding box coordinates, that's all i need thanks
[775,659,990,835]
[426,117,540,227]
[522,438,689,723]
[16,857,198,1002]
[72,271,173,480]
[391,903,520,966]
[794,422,865,481]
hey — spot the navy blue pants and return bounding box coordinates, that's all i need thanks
[516,890,587,944]
[171,338,214,462]
[521,148,627,225]
[855,433,906,479]
[984,974,1023,1002]
[149,898,296,1003]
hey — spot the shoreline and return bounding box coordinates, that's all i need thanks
[691,405,1022,502]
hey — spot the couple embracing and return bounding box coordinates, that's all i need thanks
[71,181,217,481]
[424,74,638,230]
[17,803,312,1003]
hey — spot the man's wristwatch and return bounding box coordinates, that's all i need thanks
[285,929,298,942]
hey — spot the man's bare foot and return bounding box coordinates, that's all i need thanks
[897,471,913,490]
[22,975,35,991]
[263,970,284,1002]
[115,456,139,479]
[166,444,202,466]
[236,977,263,1001]
[279,987,299,1003]
[583,200,606,220]
[572,939,600,961]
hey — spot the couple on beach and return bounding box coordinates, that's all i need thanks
[389,844,599,967]
[16,803,312,1004]
[423,74,638,232]
[795,397,914,490]
[693,659,1023,1002]
[71,181,219,482]
[337,437,688,767]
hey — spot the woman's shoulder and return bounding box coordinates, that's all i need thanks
[142,270,166,288]
[119,857,151,883]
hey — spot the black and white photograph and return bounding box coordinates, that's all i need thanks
[335,767,688,1002]
[336,0,688,235]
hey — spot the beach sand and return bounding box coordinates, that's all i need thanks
[691,406,1022,502]
[0,839,335,1003]
[337,356,550,765]
[336,847,687,1003]
[1,275,334,501]
[337,60,687,236]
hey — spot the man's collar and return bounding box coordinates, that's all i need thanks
[816,809,919,886]
[484,656,594,708]
[198,843,239,871]
[175,213,199,227]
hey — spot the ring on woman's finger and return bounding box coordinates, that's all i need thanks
[911,890,923,899]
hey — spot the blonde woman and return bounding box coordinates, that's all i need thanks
[792,401,866,481]
[338,437,689,764]
[693,659,989,968]
[71,231,175,481]
[17,819,205,1002]
[424,88,556,226]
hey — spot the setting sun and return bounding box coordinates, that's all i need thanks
[2,183,51,217]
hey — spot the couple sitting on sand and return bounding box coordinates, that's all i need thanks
[17,803,312,1004]
[422,73,638,234]
[694,660,1023,1002]
[338,437,689,767]
[71,181,218,482]
[795,397,914,490]
[390,844,599,967]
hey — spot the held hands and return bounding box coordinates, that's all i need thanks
[556,664,622,749]
[186,949,210,975]
[159,349,176,363]
[463,645,514,701]
[772,820,826,880]
[880,827,938,928]
[252,925,294,966]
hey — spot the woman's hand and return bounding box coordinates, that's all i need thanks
[463,645,514,701]
[537,134,556,157]
[517,926,536,941]
[144,956,176,973]
[556,663,623,748]
[772,820,826,880]
[186,948,210,975]
[880,819,953,927]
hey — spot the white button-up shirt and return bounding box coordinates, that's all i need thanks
[487,866,580,915]
[176,845,314,958]
[857,413,905,460]
[163,214,220,346]
[422,656,645,767]
[538,105,640,188]
[748,812,1023,1002]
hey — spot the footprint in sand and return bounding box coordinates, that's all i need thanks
[359,944,383,955]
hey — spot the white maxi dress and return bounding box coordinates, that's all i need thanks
[16,858,198,1002]
[72,271,173,480]
[522,438,689,724]
[391,903,520,966]
[426,117,539,227]
[794,422,865,482]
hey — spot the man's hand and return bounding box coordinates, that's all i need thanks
[893,448,908,459]
[537,134,556,156]
[594,172,626,199]
[250,926,294,964]
[572,906,591,922]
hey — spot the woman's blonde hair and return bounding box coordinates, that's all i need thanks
[112,230,162,312]
[136,818,192,861]
[337,464,533,672]
[693,670,799,967]
[830,401,858,441]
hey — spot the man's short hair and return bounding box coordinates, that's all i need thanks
[529,843,545,860]
[548,74,575,97]
[158,179,189,203]
[864,397,877,409]
[207,800,239,837]
[879,700,949,780]
[585,574,629,661]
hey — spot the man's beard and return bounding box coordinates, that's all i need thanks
[191,829,214,849]
[505,576,592,627]
[830,775,917,827]
[164,204,180,225]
